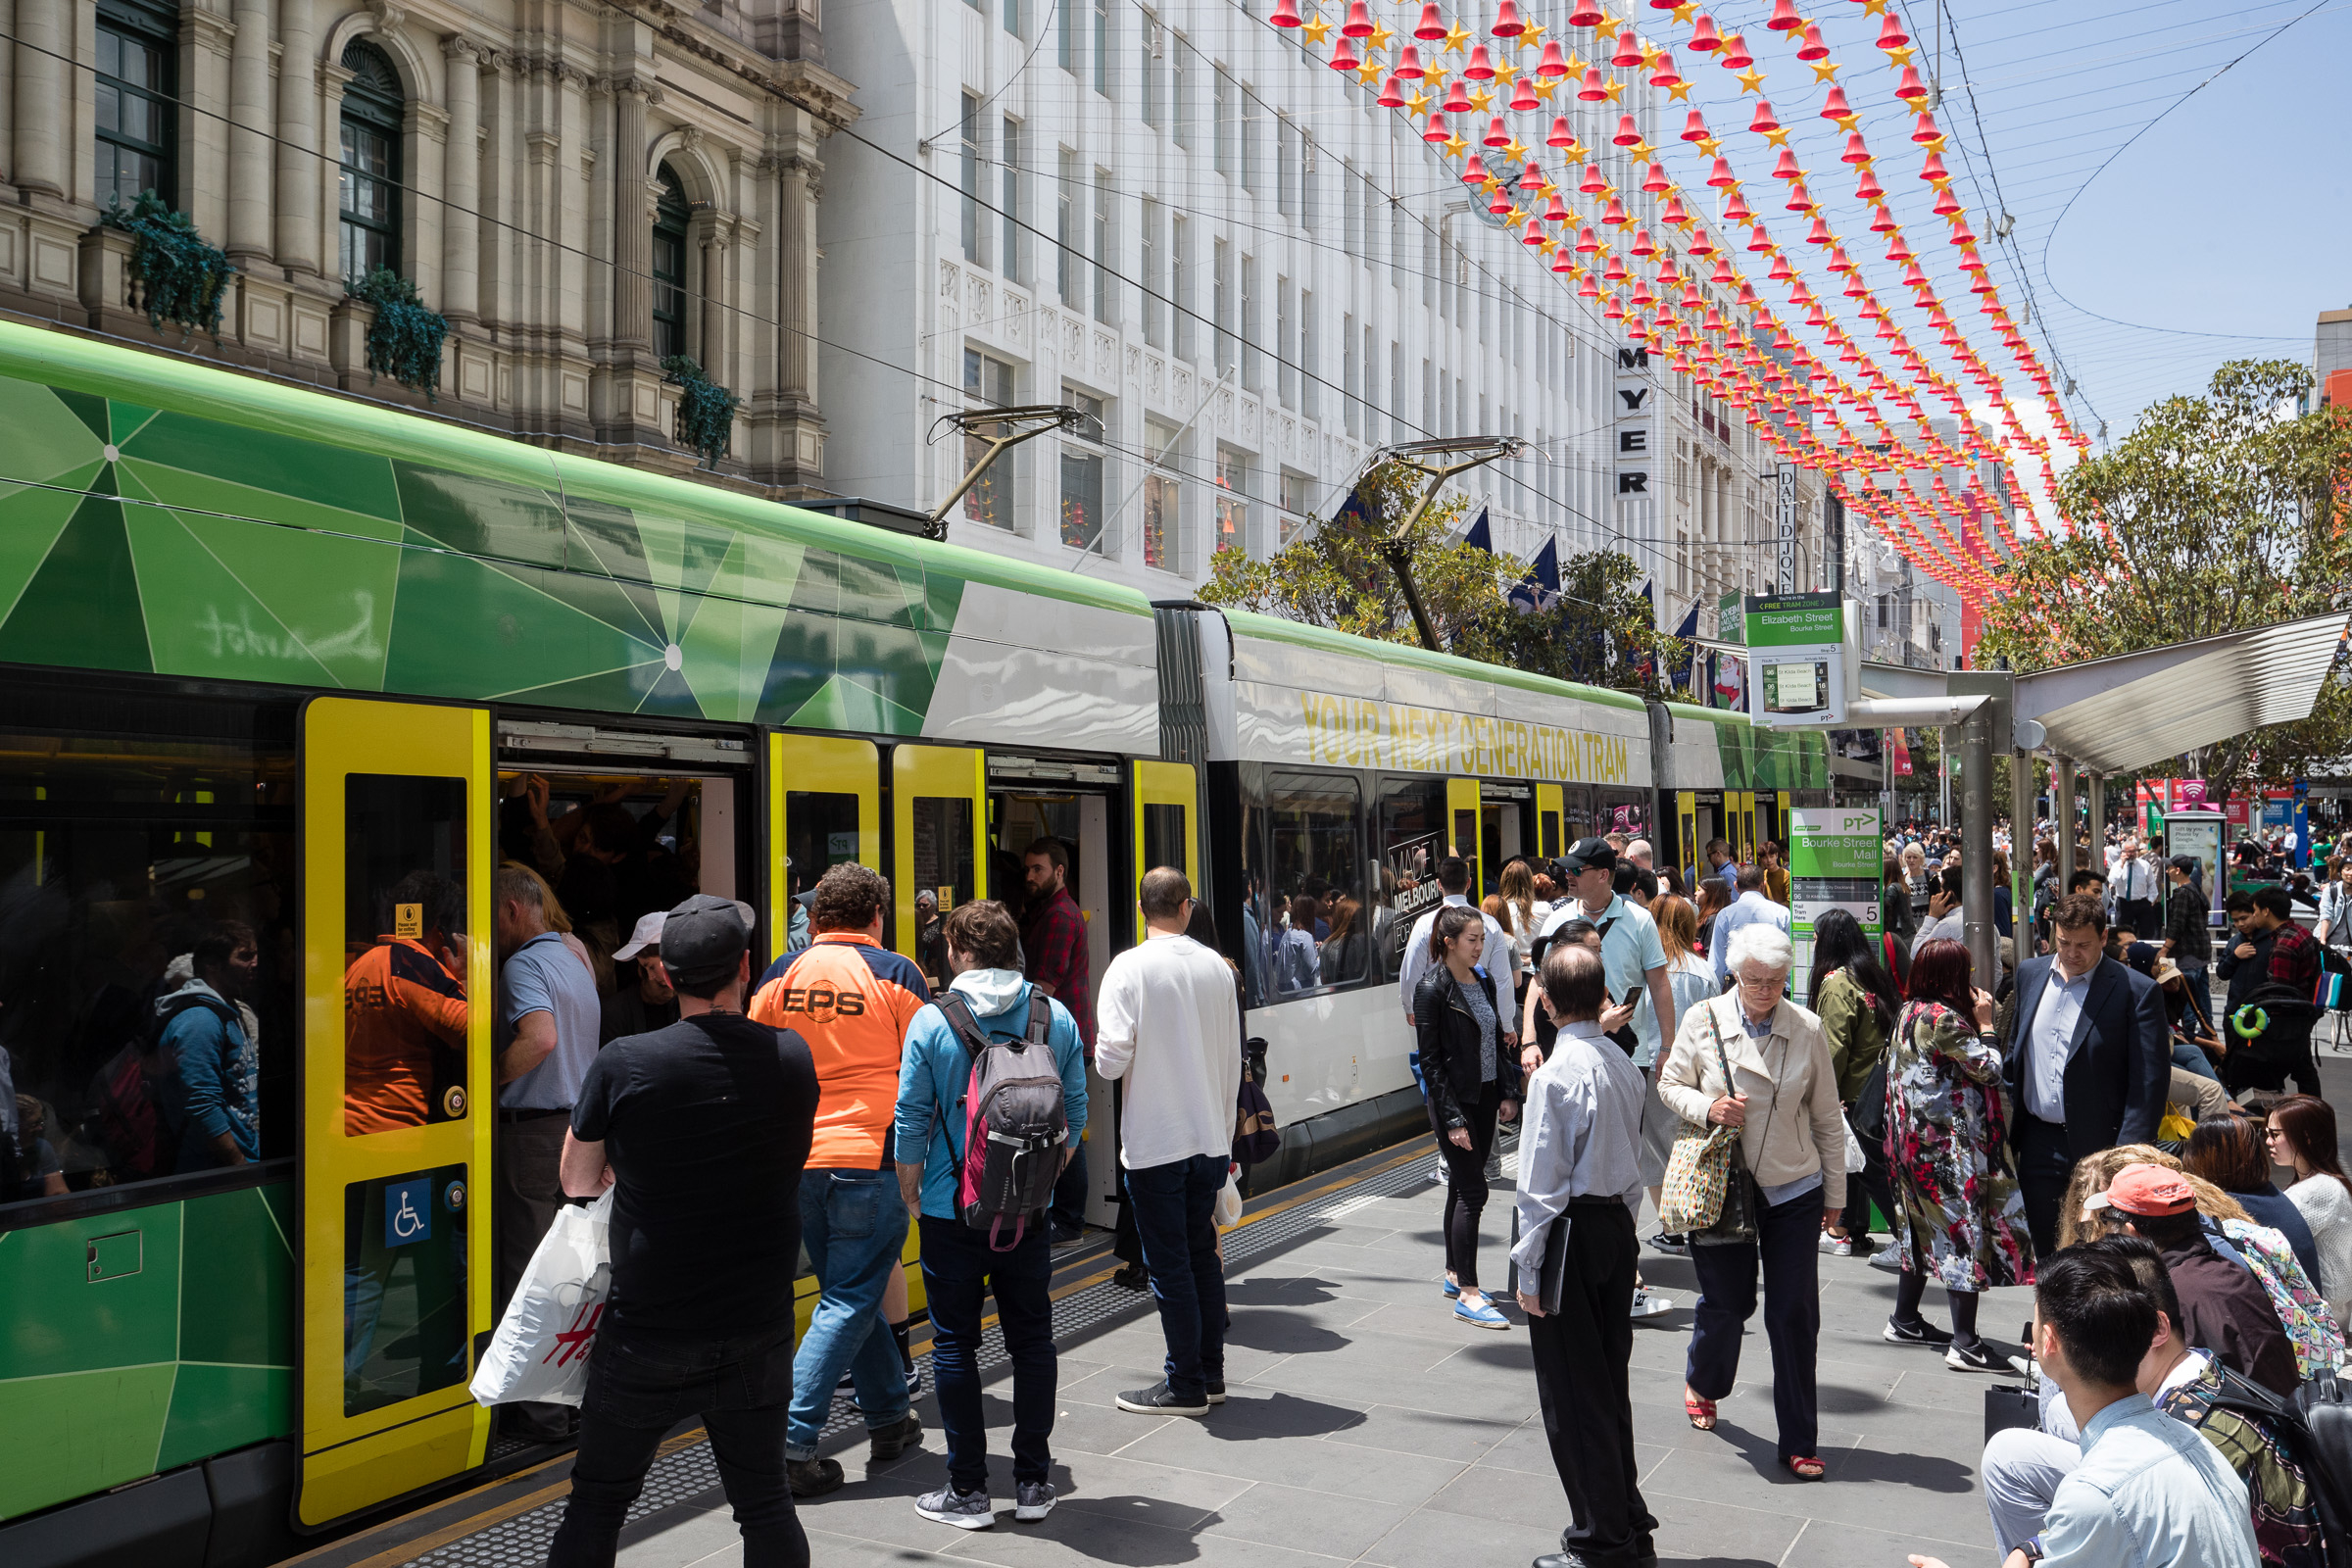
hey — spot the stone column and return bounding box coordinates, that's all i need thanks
[14,0,65,198]
[183,4,235,241]
[406,99,448,308]
[610,77,652,350]
[226,0,270,256]
[776,149,816,403]
[273,0,318,275]
[439,37,480,323]
[476,50,516,330]
[696,209,730,385]
[0,0,18,187]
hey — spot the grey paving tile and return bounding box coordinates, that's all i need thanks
[1199,1480,1417,1557]
[1641,1488,1807,1565]
[609,1499,743,1568]
[1776,1513,1988,1566]
[1355,1496,1567,1568]
[1115,1413,1471,1506]
[946,1498,1355,1568]
[1321,1402,1519,1463]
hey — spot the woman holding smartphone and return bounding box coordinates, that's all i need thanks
[1415,905,1521,1329]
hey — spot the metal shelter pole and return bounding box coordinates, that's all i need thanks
[1961,705,1995,989]
[2010,746,2035,965]
[2055,758,2077,889]
[2086,769,2105,856]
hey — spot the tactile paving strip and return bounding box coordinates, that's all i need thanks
[410,1136,1501,1565]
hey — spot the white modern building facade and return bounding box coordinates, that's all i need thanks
[817,0,1683,591]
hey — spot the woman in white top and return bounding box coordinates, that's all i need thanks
[2268,1093,2352,1324]
[1496,858,1545,1005]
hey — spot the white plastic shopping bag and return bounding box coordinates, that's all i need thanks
[470,1191,612,1408]
[1841,1115,1867,1174]
[1212,1165,1244,1229]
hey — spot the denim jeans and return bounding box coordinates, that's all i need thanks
[546,1324,806,1568]
[1125,1152,1229,1399]
[916,1212,1055,1494]
[785,1167,911,1458]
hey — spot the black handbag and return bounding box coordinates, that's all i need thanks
[1984,1383,2040,1442]
[1690,1012,1758,1248]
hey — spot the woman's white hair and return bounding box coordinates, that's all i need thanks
[1727,921,1794,976]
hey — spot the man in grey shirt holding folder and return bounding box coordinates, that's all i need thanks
[1513,942,1655,1568]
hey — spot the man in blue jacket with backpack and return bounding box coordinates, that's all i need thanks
[894,899,1087,1532]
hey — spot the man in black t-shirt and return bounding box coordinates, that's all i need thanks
[547,895,819,1568]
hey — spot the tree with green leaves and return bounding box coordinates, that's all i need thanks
[1978,360,2352,796]
[1200,461,1686,697]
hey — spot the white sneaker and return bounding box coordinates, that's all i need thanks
[1630,1287,1674,1317]
[1819,1234,1855,1257]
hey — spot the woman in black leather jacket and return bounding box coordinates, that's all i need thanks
[1414,905,1521,1329]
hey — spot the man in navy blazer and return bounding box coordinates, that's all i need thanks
[2002,892,2170,1255]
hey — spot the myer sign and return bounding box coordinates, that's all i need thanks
[1743,592,1847,727]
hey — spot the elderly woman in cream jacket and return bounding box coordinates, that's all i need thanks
[1656,922,1849,1482]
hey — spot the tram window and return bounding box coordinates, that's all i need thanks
[344,775,469,1135]
[1254,772,1363,997]
[784,789,860,955]
[909,797,975,987]
[1557,782,1595,849]
[0,690,296,1213]
[1599,790,1650,841]
[1540,809,1561,861]
[1375,777,1448,983]
[343,1160,469,1416]
[1141,802,1185,880]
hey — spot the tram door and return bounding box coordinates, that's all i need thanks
[893,745,987,991]
[1134,760,1200,894]
[298,698,493,1527]
[768,735,881,962]
[1446,777,1484,894]
[1534,784,1565,863]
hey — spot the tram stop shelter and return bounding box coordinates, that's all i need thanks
[1857,610,2352,986]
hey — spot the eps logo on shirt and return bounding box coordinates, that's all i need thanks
[769,983,866,1023]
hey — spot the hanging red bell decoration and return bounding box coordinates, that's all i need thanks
[1271,0,1304,26]
[1680,280,1706,309]
[1868,203,1897,233]
[1746,224,1775,253]
[1538,40,1571,76]
[1899,262,1929,289]
[1804,216,1833,245]
[1688,227,1716,257]
[1723,189,1753,221]
[1875,13,1910,52]
[1611,32,1644,68]
[1423,112,1452,142]
[1786,181,1816,213]
[1493,0,1526,35]
[1912,111,1943,145]
[1510,75,1541,111]
[1769,147,1800,180]
[1641,160,1670,194]
[1650,56,1684,90]
[1578,67,1609,101]
[1523,219,1546,247]
[1719,30,1753,68]
[1632,226,1656,258]
[1853,167,1885,201]
[1679,110,1710,143]
[1919,150,1950,182]
[1765,0,1801,30]
[1378,72,1409,108]
[1569,0,1604,25]
[1711,257,1738,285]
[1601,195,1630,225]
[1579,163,1607,194]
[1689,13,1723,50]
[1949,217,1977,246]
[1414,3,1448,39]
[1631,277,1654,307]
[1577,225,1603,254]
[1804,302,1829,327]
[1484,114,1512,146]
[1460,154,1492,186]
[1612,112,1642,146]
[1330,35,1362,71]
[1794,23,1829,61]
[1603,254,1628,282]
[1341,0,1376,35]
[1519,159,1545,189]
[1894,65,1929,106]
[1706,156,1738,188]
[1544,193,1571,222]
[1464,43,1495,79]
[1548,117,1579,150]
[1819,85,1852,122]
[1840,132,1872,165]
[1444,79,1474,112]
[1574,262,1595,288]
[1489,184,1514,215]
[1604,294,1626,321]
[1702,305,1727,333]
[1749,100,1781,135]
[1931,184,1961,217]
[1660,192,1690,224]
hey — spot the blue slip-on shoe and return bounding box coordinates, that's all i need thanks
[1454,1298,1510,1330]
[1442,1278,1461,1298]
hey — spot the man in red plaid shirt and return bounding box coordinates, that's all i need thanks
[1022,837,1095,1245]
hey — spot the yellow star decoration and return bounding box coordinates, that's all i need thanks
[1444,19,1473,52]
[1445,131,1470,156]
[1523,20,1547,46]
[1923,135,1948,153]
[1506,205,1531,226]
[1592,15,1622,41]
[1601,75,1626,101]
[1539,236,1559,255]
[1564,51,1589,73]
[1481,174,1503,194]
[1466,85,1494,112]
[1493,58,1519,83]
[1531,74,1561,100]
[1629,137,1658,161]
[1671,0,1698,21]
[1944,206,1971,228]
[1675,211,1699,233]
[1666,77,1693,100]
[1424,66,1449,91]
[1405,88,1432,114]
[1355,58,1385,86]
[1809,57,1840,82]
[1300,13,1333,44]
[1760,123,1791,147]
[1831,105,1860,130]
[1367,20,1394,50]
[1592,178,1618,204]
[1886,44,1914,67]
[1642,46,1666,71]
[1502,136,1533,162]
[1860,0,1888,13]
[1695,133,1724,156]
[1734,66,1767,93]
[1537,178,1560,199]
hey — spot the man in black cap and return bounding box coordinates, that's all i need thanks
[549,896,821,1568]
[1534,840,1674,1072]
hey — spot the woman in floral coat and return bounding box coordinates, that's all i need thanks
[1883,939,2034,1372]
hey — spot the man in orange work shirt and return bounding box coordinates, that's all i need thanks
[749,862,933,1495]
[345,870,469,1134]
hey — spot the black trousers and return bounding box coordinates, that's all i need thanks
[1530,1201,1656,1564]
[2016,1116,2074,1260]
[1839,1116,1894,1242]
[1434,1082,1502,1289]
[548,1325,805,1568]
[1686,1185,1823,1462]
[2117,898,2158,943]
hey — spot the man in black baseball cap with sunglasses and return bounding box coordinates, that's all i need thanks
[549,896,820,1568]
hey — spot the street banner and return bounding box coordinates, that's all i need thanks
[1744,592,1847,727]
[1788,806,1884,999]
[1888,727,1914,778]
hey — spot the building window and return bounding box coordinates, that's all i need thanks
[1276,277,1294,410]
[1060,384,1106,553]
[1212,69,1233,174]
[1279,470,1312,548]
[1212,238,1233,374]
[1093,169,1115,324]
[1215,447,1249,556]
[1144,417,1180,572]
[337,40,404,282]
[1141,14,1159,128]
[1170,38,1191,148]
[1173,216,1195,363]
[1300,290,1317,422]
[959,94,982,266]
[962,350,1017,531]
[97,0,178,212]
[1001,119,1023,283]
[1094,0,1112,94]
[1004,0,1021,34]
[1056,150,1080,305]
[1141,198,1162,348]
[651,167,691,361]
[1276,118,1298,219]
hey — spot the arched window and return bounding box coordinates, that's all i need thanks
[96,0,178,210]
[338,41,404,281]
[651,167,691,360]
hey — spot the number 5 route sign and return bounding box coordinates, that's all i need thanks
[1743,592,1847,728]
[1788,807,1885,998]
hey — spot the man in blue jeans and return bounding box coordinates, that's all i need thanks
[550,896,819,1568]
[1099,867,1244,1416]
[894,901,1088,1529]
[748,863,932,1494]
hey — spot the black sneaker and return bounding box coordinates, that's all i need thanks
[1205,1378,1227,1404]
[869,1411,923,1462]
[1650,1232,1689,1255]
[1111,1263,1149,1291]
[787,1456,846,1496]
[1116,1380,1210,1416]
[1050,1226,1086,1250]
[1884,1315,1955,1348]
[1946,1339,2006,1373]
[914,1483,995,1530]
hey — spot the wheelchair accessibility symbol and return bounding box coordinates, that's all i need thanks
[385,1175,434,1249]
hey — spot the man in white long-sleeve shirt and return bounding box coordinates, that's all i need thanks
[1399,856,1509,1026]
[1098,866,1244,1419]
[1512,943,1655,1568]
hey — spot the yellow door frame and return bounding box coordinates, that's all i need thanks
[1534,782,1564,863]
[766,733,881,963]
[891,744,989,965]
[1131,760,1200,897]
[297,698,493,1527]
[1446,776,1483,893]
[1677,790,1698,874]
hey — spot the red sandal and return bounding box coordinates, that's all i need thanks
[1785,1454,1827,1480]
[1684,1394,1717,1431]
